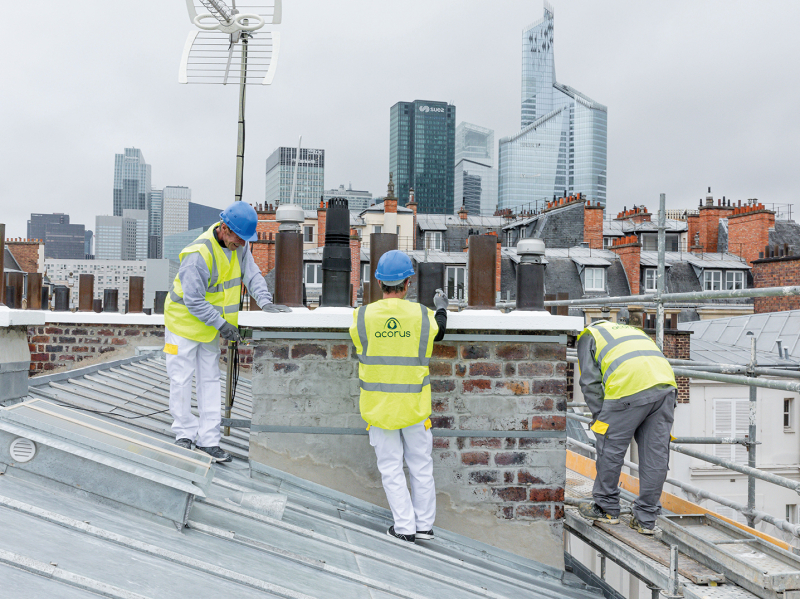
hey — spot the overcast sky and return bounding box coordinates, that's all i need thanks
[2,1,799,239]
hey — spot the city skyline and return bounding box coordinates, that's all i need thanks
[2,2,799,236]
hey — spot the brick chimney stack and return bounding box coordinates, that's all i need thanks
[458,203,468,221]
[610,235,642,294]
[350,228,361,306]
[696,187,734,253]
[583,201,604,249]
[317,198,327,247]
[614,205,651,224]
[727,202,775,265]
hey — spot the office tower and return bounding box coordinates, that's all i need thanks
[188,202,223,230]
[265,147,325,210]
[113,148,151,216]
[454,123,497,216]
[149,188,163,259]
[85,230,94,259]
[27,213,86,259]
[163,228,204,262]
[390,100,456,214]
[123,209,149,261]
[322,184,372,212]
[162,186,192,237]
[96,214,139,260]
[498,3,607,213]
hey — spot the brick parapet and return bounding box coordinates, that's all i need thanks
[751,255,800,313]
[249,334,570,549]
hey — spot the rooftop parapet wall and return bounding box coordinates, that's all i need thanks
[247,309,580,569]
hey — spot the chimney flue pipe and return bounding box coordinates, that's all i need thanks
[129,276,144,313]
[369,233,399,304]
[417,263,445,310]
[79,275,94,311]
[26,273,42,310]
[515,238,546,311]
[467,235,497,309]
[274,204,305,307]
[320,197,351,307]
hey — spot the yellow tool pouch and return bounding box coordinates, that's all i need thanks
[590,420,609,435]
[164,344,178,355]
[424,418,432,430]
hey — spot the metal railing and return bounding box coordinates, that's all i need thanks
[558,193,800,540]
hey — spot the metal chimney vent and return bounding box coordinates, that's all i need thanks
[9,437,36,463]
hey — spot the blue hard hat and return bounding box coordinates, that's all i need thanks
[375,250,415,284]
[220,202,259,242]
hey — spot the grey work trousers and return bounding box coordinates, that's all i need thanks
[592,390,676,528]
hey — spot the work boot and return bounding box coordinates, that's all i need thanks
[416,529,434,540]
[196,445,232,463]
[629,515,657,535]
[578,501,620,524]
[175,438,193,450]
[387,526,415,543]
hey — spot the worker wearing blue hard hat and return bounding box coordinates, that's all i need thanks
[164,201,291,463]
[349,250,449,543]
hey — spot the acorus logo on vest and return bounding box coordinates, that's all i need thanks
[375,317,411,338]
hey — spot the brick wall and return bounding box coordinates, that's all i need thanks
[6,240,43,273]
[248,333,570,567]
[27,324,165,374]
[727,205,776,266]
[349,229,361,306]
[646,329,691,403]
[610,237,642,295]
[751,255,800,313]
[583,205,604,249]
[697,205,734,253]
[316,203,326,247]
[251,238,275,275]
[687,214,700,250]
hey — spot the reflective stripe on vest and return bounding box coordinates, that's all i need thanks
[349,298,438,430]
[577,321,676,399]
[164,223,242,343]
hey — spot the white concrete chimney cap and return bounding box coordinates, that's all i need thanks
[516,238,546,256]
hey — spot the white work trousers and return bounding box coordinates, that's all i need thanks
[369,420,436,536]
[165,329,222,447]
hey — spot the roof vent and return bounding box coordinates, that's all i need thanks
[9,437,36,463]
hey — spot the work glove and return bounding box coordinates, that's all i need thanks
[262,304,292,313]
[219,321,241,343]
[433,288,448,311]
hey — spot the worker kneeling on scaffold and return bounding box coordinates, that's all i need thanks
[349,250,449,543]
[576,317,677,535]
[164,202,290,463]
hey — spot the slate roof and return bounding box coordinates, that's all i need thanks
[678,310,800,366]
[3,248,23,273]
[0,355,601,599]
[417,214,506,231]
[602,219,687,237]
[770,221,800,256]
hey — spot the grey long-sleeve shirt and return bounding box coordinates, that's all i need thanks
[178,232,273,331]
[576,332,676,419]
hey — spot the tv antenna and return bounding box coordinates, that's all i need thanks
[179,0,282,203]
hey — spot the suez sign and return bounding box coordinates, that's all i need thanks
[418,105,446,114]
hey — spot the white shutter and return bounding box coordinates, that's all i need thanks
[714,399,733,461]
[733,399,750,465]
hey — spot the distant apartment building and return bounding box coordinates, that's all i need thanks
[188,202,223,230]
[123,209,149,261]
[27,213,86,259]
[149,188,163,259]
[161,186,192,237]
[44,258,172,310]
[497,4,607,213]
[454,122,497,216]
[265,147,325,210]
[163,228,203,262]
[390,100,456,214]
[322,184,372,212]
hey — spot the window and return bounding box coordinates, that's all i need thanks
[714,398,749,464]
[603,237,612,249]
[726,271,744,290]
[304,263,322,285]
[644,268,657,292]
[303,226,314,243]
[584,268,605,291]
[446,266,466,300]
[361,263,369,283]
[704,270,722,291]
[425,231,443,250]
[373,225,382,234]
[785,398,794,430]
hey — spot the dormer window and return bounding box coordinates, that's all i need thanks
[704,270,722,291]
[585,267,605,291]
[726,271,744,290]
[644,268,657,292]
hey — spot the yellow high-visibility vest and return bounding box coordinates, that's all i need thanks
[164,223,242,343]
[349,298,438,430]
[577,321,676,400]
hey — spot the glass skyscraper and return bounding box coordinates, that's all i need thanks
[390,100,455,214]
[454,122,497,216]
[498,3,607,213]
[113,148,151,216]
[265,147,325,210]
[148,188,163,259]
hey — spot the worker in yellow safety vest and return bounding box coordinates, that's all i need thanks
[164,202,290,463]
[576,319,677,534]
[349,250,449,543]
